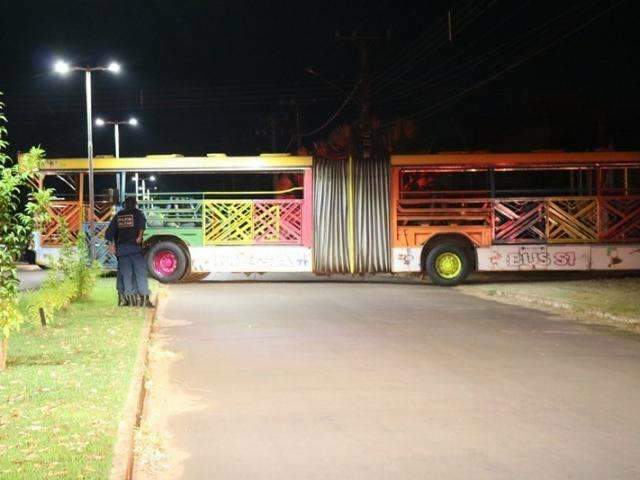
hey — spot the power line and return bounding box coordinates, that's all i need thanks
[299,80,361,137]
[376,0,600,108]
[374,0,536,105]
[383,0,628,126]
[372,0,498,94]
[370,0,485,83]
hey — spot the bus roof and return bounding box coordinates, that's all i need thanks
[29,151,640,173]
[391,151,640,169]
[32,154,312,173]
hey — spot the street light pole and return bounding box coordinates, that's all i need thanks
[84,70,96,260]
[95,117,138,204]
[54,59,121,261]
[114,123,125,204]
[114,123,120,159]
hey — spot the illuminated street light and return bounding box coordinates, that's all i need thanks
[53,58,122,260]
[53,59,71,75]
[95,117,140,203]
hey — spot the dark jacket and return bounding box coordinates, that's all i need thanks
[105,207,147,256]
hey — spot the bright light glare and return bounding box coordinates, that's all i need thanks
[128,117,138,126]
[95,118,105,126]
[149,175,156,182]
[53,60,71,75]
[107,62,121,73]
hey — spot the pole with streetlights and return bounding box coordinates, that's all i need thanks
[95,117,139,203]
[53,59,121,260]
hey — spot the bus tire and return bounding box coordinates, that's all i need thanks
[146,241,189,283]
[425,243,471,286]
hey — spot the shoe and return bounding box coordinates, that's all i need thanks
[143,295,155,308]
[118,294,130,307]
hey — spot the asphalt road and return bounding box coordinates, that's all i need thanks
[141,281,640,480]
[17,264,47,291]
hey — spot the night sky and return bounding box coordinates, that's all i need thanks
[1,0,639,158]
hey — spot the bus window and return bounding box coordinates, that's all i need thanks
[493,168,595,197]
[400,170,489,198]
[600,167,640,195]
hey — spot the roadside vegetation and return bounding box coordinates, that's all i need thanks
[1,95,52,369]
[0,278,149,479]
[1,94,154,478]
[461,276,640,332]
[23,226,103,327]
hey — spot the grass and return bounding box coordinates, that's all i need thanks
[461,277,640,329]
[0,278,149,479]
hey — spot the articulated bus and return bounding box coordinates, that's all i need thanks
[29,151,640,285]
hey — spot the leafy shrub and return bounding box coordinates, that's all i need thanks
[24,221,103,325]
[24,276,76,325]
[1,97,52,367]
[55,223,103,301]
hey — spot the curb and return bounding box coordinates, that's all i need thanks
[109,295,161,480]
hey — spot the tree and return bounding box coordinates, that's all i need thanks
[0,95,52,370]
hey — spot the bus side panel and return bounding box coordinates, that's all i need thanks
[391,247,422,272]
[477,244,640,271]
[188,245,313,273]
[591,245,640,270]
[33,232,61,267]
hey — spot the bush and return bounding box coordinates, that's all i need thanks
[1,96,52,368]
[57,228,103,300]
[24,223,103,325]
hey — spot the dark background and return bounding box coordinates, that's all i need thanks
[1,0,639,158]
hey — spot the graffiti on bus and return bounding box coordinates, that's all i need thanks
[503,250,576,268]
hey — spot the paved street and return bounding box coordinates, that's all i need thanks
[17,264,47,291]
[139,281,640,479]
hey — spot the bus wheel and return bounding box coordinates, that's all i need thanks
[425,243,471,286]
[146,241,188,283]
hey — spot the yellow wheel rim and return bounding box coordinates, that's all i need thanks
[435,252,462,279]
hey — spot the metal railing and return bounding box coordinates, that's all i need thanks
[138,194,203,228]
[396,195,640,244]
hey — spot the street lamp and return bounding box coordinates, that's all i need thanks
[53,58,121,260]
[95,117,139,203]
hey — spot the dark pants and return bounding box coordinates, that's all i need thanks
[116,267,125,293]
[118,253,150,295]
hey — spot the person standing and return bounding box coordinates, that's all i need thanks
[105,196,154,307]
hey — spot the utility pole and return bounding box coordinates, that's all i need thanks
[283,98,318,152]
[337,31,389,160]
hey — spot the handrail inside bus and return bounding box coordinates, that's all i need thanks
[201,187,303,196]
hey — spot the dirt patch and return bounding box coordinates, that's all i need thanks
[110,294,160,480]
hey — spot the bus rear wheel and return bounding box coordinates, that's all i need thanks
[425,243,471,286]
[146,241,188,283]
